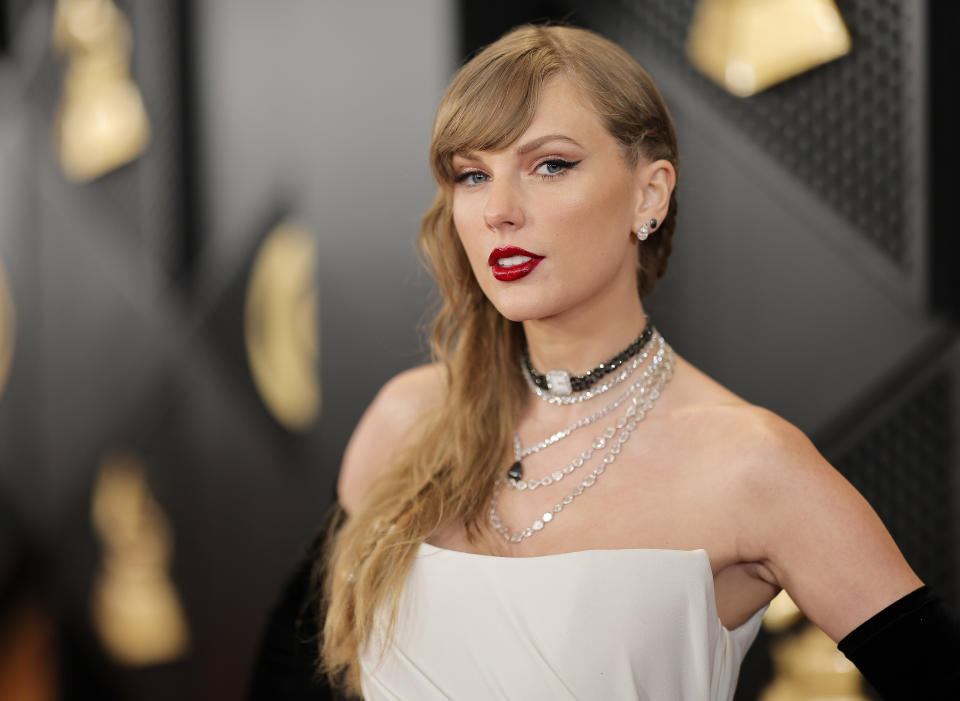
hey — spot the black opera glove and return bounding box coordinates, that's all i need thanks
[837,585,960,699]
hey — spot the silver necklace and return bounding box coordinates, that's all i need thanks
[513,333,660,461]
[508,336,667,490]
[521,332,655,406]
[489,343,675,543]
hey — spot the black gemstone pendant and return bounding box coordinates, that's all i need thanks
[507,461,523,481]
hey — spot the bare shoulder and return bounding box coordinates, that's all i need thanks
[337,363,447,515]
[662,356,802,453]
[666,355,833,468]
[667,357,922,640]
[694,400,922,643]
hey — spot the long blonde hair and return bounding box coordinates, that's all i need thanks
[318,23,679,695]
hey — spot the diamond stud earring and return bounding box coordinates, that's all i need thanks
[636,218,658,241]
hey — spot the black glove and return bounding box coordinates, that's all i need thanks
[838,585,960,700]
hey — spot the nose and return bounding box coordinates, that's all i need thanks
[482,176,525,232]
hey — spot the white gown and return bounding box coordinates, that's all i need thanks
[360,542,768,700]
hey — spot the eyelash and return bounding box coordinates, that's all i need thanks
[534,158,581,178]
[454,170,489,186]
[453,158,582,185]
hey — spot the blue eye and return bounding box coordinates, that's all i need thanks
[535,159,581,177]
[455,170,488,185]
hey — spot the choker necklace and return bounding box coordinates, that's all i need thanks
[523,320,653,398]
[522,326,657,406]
[490,342,675,544]
[507,332,662,483]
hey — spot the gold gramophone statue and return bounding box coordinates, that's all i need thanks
[760,590,868,700]
[90,453,189,666]
[245,219,321,432]
[52,0,150,182]
[687,0,851,97]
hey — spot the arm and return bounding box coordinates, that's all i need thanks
[734,410,922,641]
[732,410,960,696]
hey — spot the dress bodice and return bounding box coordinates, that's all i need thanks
[360,543,768,700]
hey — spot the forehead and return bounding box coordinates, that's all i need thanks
[458,76,612,159]
[524,77,608,139]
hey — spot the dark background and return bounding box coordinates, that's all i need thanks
[0,1,957,699]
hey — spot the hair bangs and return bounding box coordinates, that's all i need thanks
[431,43,567,184]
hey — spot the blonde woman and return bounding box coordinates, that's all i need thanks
[251,24,959,701]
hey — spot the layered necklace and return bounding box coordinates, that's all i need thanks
[507,331,659,485]
[489,326,674,544]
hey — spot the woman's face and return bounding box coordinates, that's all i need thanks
[451,76,649,324]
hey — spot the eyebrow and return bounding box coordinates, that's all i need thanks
[455,134,585,162]
[516,134,584,155]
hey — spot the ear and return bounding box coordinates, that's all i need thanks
[632,159,677,235]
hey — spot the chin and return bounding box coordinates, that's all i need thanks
[484,290,566,323]
[493,306,534,323]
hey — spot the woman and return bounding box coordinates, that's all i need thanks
[251,23,959,701]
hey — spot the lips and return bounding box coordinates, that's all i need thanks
[488,246,544,282]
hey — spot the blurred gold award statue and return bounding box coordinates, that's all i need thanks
[760,591,869,700]
[52,0,151,182]
[244,219,321,433]
[90,453,189,666]
[687,0,851,97]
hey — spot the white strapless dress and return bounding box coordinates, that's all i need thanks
[360,543,768,700]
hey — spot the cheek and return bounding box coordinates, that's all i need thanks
[452,203,486,264]
[547,181,633,243]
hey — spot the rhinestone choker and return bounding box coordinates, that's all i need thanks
[522,321,654,398]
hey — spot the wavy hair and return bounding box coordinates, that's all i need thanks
[318,23,679,696]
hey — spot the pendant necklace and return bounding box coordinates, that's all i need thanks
[508,332,663,484]
[490,342,675,544]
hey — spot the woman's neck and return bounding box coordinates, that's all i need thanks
[522,296,648,376]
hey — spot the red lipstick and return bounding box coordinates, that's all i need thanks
[488,246,544,282]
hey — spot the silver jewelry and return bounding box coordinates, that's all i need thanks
[523,330,663,406]
[508,338,668,491]
[489,343,675,543]
[636,217,658,241]
[523,322,653,398]
[514,336,660,460]
[545,370,572,396]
